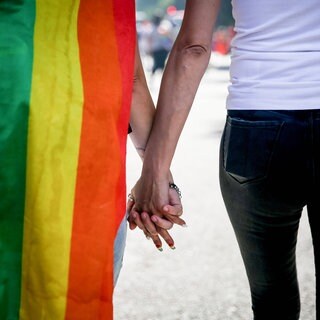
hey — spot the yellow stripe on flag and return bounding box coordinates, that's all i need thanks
[20,1,83,319]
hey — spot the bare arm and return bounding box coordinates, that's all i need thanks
[128,43,185,249]
[133,0,221,215]
[145,0,220,172]
[129,44,155,160]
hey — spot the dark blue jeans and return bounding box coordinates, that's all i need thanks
[219,110,320,320]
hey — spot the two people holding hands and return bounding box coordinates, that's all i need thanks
[126,0,220,252]
[127,0,320,319]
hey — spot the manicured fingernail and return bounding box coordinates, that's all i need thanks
[156,244,163,252]
[145,235,151,240]
[141,213,147,220]
[151,216,158,223]
[182,223,188,228]
[169,244,176,250]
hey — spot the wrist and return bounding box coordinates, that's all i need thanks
[141,158,171,182]
[135,147,145,162]
[143,145,172,174]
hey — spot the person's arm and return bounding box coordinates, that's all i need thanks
[131,0,220,218]
[129,44,155,161]
[128,43,185,250]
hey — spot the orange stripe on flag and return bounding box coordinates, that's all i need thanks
[65,0,123,318]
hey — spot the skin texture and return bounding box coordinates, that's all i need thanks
[129,0,221,242]
[129,43,185,249]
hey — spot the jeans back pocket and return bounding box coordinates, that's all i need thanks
[223,116,283,184]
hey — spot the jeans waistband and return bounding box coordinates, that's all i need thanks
[227,109,320,121]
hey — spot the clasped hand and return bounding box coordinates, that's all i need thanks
[127,176,186,251]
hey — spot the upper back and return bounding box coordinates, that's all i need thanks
[231,0,320,52]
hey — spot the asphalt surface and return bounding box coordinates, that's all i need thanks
[113,54,316,320]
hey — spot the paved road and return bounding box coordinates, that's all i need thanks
[113,55,315,320]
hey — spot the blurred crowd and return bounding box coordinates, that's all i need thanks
[136,7,234,74]
[136,8,180,74]
[212,26,235,55]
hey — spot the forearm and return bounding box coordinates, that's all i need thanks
[129,44,155,161]
[143,42,211,174]
[142,0,220,177]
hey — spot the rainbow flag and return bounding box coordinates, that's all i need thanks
[0,0,135,319]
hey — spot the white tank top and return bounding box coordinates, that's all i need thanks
[227,0,320,110]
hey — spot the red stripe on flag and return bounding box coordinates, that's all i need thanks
[113,0,136,229]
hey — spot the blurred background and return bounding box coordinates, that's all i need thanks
[135,0,234,75]
[113,1,315,319]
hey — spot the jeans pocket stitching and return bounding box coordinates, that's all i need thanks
[223,118,284,185]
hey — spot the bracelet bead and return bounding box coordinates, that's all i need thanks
[169,182,182,198]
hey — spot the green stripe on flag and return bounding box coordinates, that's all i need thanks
[0,1,35,318]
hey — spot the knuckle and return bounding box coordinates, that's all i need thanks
[150,231,158,237]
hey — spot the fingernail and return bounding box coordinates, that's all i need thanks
[163,206,169,212]
[151,216,158,223]
[141,213,147,220]
[169,244,176,250]
[156,244,163,252]
[182,223,188,228]
[132,212,137,219]
[146,235,151,240]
